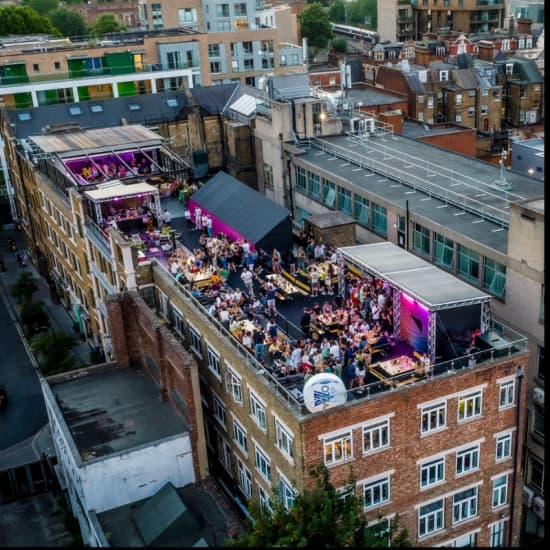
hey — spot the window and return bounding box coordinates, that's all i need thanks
[455,114,462,123]
[69,106,82,116]
[90,104,103,113]
[166,98,178,108]
[482,89,489,96]
[210,61,222,73]
[532,408,544,441]
[362,419,390,454]
[373,203,387,236]
[498,380,515,409]
[324,431,352,465]
[418,95,424,104]
[255,443,271,482]
[481,105,488,113]
[295,166,306,192]
[456,445,480,476]
[217,432,232,472]
[178,7,197,25]
[216,3,230,17]
[434,233,454,270]
[233,417,248,454]
[225,365,243,404]
[483,258,506,297]
[468,106,475,116]
[233,2,248,16]
[490,520,507,547]
[54,61,61,71]
[418,499,444,537]
[421,402,446,434]
[33,63,39,73]
[519,88,527,99]
[172,307,185,337]
[496,433,512,461]
[189,324,202,355]
[249,392,267,430]
[263,163,273,189]
[128,103,141,111]
[458,391,482,421]
[258,484,273,514]
[237,458,252,497]
[453,486,478,524]
[323,179,336,208]
[501,39,510,51]
[275,418,294,462]
[354,195,370,226]
[278,475,295,509]
[308,172,321,199]
[505,63,513,75]
[538,346,544,379]
[242,41,253,54]
[213,395,226,428]
[208,43,220,57]
[207,344,221,378]
[492,474,508,508]
[457,245,479,283]
[216,21,231,31]
[338,187,352,215]
[440,70,449,81]
[412,223,430,257]
[363,476,391,509]
[421,458,445,488]
[456,94,463,106]
[527,453,544,493]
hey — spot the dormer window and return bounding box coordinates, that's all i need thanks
[505,63,514,75]
[440,70,449,81]
[501,39,510,51]
[525,38,532,48]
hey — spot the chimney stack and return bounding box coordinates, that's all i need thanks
[477,40,495,62]
[517,18,533,35]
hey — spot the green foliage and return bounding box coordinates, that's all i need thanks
[328,0,346,23]
[20,300,50,338]
[0,5,62,36]
[11,271,38,304]
[47,7,88,38]
[228,463,411,547]
[332,37,348,53]
[31,331,79,375]
[22,0,59,16]
[90,13,127,37]
[346,0,377,28]
[298,2,333,51]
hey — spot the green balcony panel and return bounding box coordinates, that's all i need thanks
[14,92,32,109]
[78,86,91,102]
[104,52,135,75]
[117,81,137,97]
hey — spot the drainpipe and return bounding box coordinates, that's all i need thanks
[405,199,410,250]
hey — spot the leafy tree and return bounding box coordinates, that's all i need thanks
[31,331,79,375]
[0,6,62,36]
[298,2,333,51]
[90,13,127,36]
[328,0,347,24]
[22,0,59,16]
[20,300,50,337]
[11,271,39,304]
[228,463,410,547]
[332,37,348,53]
[48,7,88,38]
[347,0,377,28]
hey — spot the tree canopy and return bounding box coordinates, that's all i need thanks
[22,0,59,17]
[90,13,127,37]
[31,331,79,375]
[47,7,88,38]
[298,2,333,51]
[0,5,61,36]
[11,271,39,304]
[228,463,410,547]
[340,0,377,28]
[328,0,347,24]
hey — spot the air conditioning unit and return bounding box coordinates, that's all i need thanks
[523,485,535,508]
[533,496,544,520]
[350,117,360,133]
[533,387,544,408]
[364,118,376,133]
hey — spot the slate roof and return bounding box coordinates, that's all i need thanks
[404,73,427,94]
[190,171,290,244]
[190,83,240,115]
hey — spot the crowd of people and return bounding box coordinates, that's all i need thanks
[72,155,156,185]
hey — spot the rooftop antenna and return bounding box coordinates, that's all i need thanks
[489,148,513,190]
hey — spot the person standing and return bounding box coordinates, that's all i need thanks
[206,215,213,238]
[300,307,311,339]
[240,266,255,297]
[253,327,266,361]
[194,207,202,230]
[184,206,193,229]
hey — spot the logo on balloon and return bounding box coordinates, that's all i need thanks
[303,373,347,413]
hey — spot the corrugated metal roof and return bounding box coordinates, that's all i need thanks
[228,93,259,117]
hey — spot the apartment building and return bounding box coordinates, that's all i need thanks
[137,0,305,86]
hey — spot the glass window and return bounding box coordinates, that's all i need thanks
[457,245,480,283]
[258,484,273,515]
[234,2,247,15]
[496,433,512,461]
[354,195,370,226]
[233,417,248,453]
[363,476,390,509]
[533,408,544,441]
[492,474,508,508]
[453,487,478,524]
[210,61,222,73]
[217,432,231,472]
[237,458,252,497]
[373,203,387,236]
[483,258,506,298]
[323,179,336,208]
[225,365,243,404]
[278,475,295,509]
[456,445,480,476]
[421,402,446,434]
[324,432,352,465]
[527,453,544,493]
[207,344,221,378]
[412,223,430,257]
[490,520,506,547]
[189,324,202,355]
[434,233,454,270]
[213,395,226,428]
[296,166,306,192]
[418,499,444,537]
[275,419,294,461]
[499,380,515,409]
[263,163,273,189]
[338,187,352,215]
[255,443,271,482]
[307,172,321,199]
[537,346,544,380]
[216,3,230,17]
[458,391,482,421]
[420,458,445,488]
[362,419,390,454]
[249,392,267,430]
[208,43,220,57]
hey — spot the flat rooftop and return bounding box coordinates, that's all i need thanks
[347,87,405,107]
[401,121,471,139]
[51,365,189,459]
[292,133,544,254]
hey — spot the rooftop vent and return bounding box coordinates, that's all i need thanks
[42,122,82,135]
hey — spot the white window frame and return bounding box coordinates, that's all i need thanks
[324,431,353,466]
[492,474,508,508]
[481,104,488,113]
[456,94,463,106]
[225,364,243,405]
[489,520,506,547]
[363,475,391,510]
[158,290,169,319]
[505,63,513,75]
[456,445,480,476]
[498,380,515,409]
[496,433,512,462]
[249,391,267,431]
[237,457,252,498]
[362,419,390,454]
[457,391,482,422]
[420,457,445,489]
[274,416,294,463]
[188,322,202,356]
[213,394,227,429]
[206,342,221,379]
[501,39,510,51]
[254,442,272,482]
[421,401,447,434]
[452,486,478,524]
[482,89,489,96]
[232,415,248,455]
[440,69,449,81]
[258,483,273,515]
[418,498,444,538]
[217,432,232,473]
[278,471,295,509]
[172,306,185,337]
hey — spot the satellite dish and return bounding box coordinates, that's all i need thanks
[302,373,347,413]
